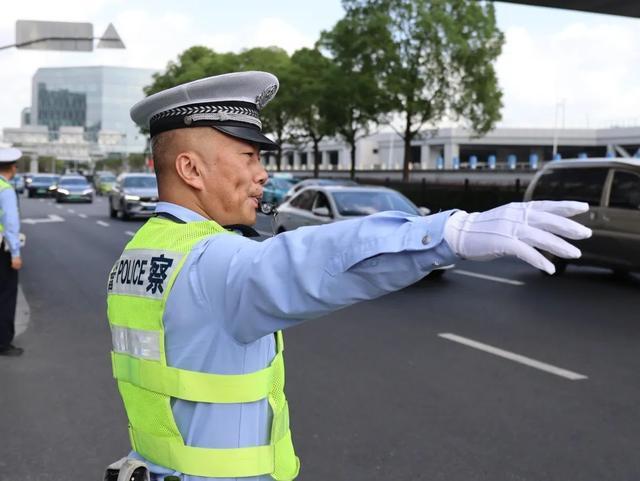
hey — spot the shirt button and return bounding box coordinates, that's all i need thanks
[421,234,431,245]
[433,260,441,267]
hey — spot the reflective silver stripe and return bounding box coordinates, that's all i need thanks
[111,326,161,361]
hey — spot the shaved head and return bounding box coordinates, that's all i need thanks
[150,130,180,180]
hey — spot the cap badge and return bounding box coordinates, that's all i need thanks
[256,84,278,110]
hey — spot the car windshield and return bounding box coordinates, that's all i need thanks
[60,178,89,186]
[33,176,57,183]
[100,175,116,183]
[332,191,419,216]
[268,178,295,189]
[123,176,157,188]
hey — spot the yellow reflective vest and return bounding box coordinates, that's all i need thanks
[107,216,299,479]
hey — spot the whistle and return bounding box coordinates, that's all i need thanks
[260,202,278,216]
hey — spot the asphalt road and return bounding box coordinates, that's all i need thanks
[1,196,639,481]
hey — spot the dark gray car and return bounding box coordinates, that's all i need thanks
[524,158,640,275]
[109,173,158,220]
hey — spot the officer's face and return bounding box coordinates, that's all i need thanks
[199,129,267,225]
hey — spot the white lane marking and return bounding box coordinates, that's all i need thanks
[67,209,75,214]
[438,333,588,381]
[15,285,30,338]
[22,214,64,224]
[452,269,524,286]
[38,199,44,202]
[96,220,110,227]
[125,231,135,237]
[78,213,87,219]
[55,205,62,209]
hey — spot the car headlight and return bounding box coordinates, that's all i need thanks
[82,188,94,195]
[49,185,57,191]
[125,194,140,201]
[57,189,70,195]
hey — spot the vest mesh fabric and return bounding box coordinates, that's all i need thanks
[107,216,299,480]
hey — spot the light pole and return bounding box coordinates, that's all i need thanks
[0,20,125,52]
[552,99,566,158]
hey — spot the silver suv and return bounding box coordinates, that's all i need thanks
[524,158,640,275]
[109,173,158,220]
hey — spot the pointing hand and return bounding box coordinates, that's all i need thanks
[443,201,592,274]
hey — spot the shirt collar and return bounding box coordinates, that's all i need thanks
[155,202,208,223]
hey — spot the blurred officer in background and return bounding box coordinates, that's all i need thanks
[105,72,591,481]
[0,147,23,357]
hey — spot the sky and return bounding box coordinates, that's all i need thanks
[0,1,639,132]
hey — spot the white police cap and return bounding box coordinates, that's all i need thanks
[0,147,22,164]
[130,71,279,150]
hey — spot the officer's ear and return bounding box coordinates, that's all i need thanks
[174,151,205,191]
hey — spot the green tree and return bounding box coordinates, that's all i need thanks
[145,46,240,96]
[288,48,335,177]
[237,47,294,171]
[339,0,504,180]
[144,46,294,171]
[318,10,389,179]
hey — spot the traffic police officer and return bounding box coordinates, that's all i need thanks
[106,72,592,481]
[0,147,23,357]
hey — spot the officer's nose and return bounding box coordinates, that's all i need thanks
[256,164,268,186]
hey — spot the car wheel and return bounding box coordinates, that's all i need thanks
[120,202,131,221]
[28,190,33,198]
[109,201,117,218]
[55,197,62,203]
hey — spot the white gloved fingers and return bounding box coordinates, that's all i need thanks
[504,237,556,274]
[526,210,593,240]
[518,224,582,259]
[527,200,590,217]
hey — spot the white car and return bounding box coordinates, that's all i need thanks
[273,185,452,276]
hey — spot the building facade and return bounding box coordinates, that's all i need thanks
[265,126,640,173]
[2,66,157,168]
[31,66,157,150]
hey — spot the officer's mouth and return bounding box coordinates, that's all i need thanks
[249,195,262,209]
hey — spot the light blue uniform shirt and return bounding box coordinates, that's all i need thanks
[0,175,20,257]
[130,201,457,481]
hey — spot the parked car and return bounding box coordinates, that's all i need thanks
[55,175,94,203]
[109,173,158,220]
[262,177,298,206]
[27,174,59,198]
[11,174,25,194]
[95,172,117,196]
[524,157,640,275]
[282,178,358,203]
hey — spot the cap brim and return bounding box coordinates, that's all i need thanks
[0,147,22,162]
[213,125,279,151]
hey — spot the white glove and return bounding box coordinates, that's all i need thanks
[444,201,592,274]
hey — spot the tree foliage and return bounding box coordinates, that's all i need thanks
[318,9,389,178]
[141,1,504,179]
[288,48,335,177]
[338,0,504,180]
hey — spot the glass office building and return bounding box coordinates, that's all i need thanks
[31,66,158,150]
